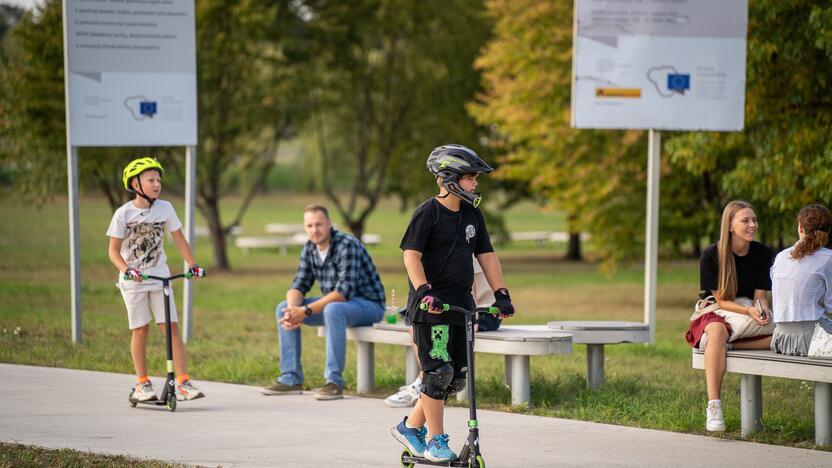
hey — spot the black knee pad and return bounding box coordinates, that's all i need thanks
[446,367,468,396]
[421,363,454,400]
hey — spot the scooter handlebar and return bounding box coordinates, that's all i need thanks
[123,272,194,281]
[419,302,498,316]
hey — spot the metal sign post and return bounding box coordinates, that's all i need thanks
[182,145,197,343]
[644,129,661,344]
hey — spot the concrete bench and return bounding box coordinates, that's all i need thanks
[692,349,832,445]
[235,235,305,255]
[545,321,651,388]
[317,323,572,405]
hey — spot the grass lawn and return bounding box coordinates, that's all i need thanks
[0,192,824,450]
[0,442,175,467]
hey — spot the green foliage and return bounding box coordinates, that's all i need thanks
[299,0,493,236]
[665,1,832,249]
[469,0,652,268]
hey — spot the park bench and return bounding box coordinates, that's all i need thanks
[692,349,832,445]
[540,321,651,388]
[236,232,381,255]
[316,323,572,405]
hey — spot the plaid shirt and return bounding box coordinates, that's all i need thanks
[290,229,386,307]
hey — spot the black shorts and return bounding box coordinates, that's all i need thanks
[413,322,468,373]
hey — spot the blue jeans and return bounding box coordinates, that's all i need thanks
[276,297,383,389]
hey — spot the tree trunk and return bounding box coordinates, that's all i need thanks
[564,213,582,260]
[565,231,582,260]
[203,201,230,271]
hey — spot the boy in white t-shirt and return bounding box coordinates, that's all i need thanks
[107,157,206,402]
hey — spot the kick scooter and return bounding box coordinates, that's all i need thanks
[399,303,499,468]
[127,272,197,412]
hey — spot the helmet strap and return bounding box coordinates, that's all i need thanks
[134,177,156,208]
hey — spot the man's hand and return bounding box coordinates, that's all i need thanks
[492,288,514,318]
[280,305,307,330]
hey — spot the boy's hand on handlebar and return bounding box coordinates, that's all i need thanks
[492,288,514,318]
[123,268,143,282]
[188,264,206,278]
[421,295,445,314]
[415,283,444,314]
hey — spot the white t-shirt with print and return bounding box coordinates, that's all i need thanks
[106,199,182,290]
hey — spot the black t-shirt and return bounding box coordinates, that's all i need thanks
[699,241,773,299]
[400,198,494,325]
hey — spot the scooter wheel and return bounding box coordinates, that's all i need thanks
[400,448,415,468]
[128,389,137,407]
[166,394,177,412]
[468,455,485,468]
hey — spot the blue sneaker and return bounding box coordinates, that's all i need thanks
[391,417,426,455]
[424,434,457,462]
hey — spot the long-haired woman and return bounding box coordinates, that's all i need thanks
[686,200,773,432]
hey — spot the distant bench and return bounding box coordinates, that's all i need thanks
[317,323,572,406]
[692,349,832,445]
[236,233,381,255]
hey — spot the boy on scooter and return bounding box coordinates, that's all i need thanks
[392,145,514,462]
[107,157,206,403]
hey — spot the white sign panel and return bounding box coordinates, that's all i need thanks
[571,0,747,131]
[65,0,196,146]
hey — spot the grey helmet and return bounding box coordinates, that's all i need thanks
[426,144,493,207]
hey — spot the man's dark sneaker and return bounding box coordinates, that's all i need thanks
[313,382,343,400]
[260,381,303,395]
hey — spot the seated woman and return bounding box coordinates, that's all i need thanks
[686,200,773,432]
[770,204,832,356]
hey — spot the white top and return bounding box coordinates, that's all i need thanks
[317,246,329,263]
[771,244,832,322]
[106,199,182,290]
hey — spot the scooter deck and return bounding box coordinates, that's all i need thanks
[401,453,474,467]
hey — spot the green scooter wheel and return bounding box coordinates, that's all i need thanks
[166,394,177,412]
[469,455,485,468]
[400,448,415,468]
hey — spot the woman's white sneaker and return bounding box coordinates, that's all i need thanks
[706,400,725,432]
[177,380,205,401]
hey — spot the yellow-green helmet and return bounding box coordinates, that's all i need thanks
[122,157,164,192]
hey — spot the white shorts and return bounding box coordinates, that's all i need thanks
[121,287,178,329]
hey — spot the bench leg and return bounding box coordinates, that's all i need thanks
[405,347,419,384]
[509,355,530,406]
[815,382,832,446]
[586,344,605,389]
[504,355,512,389]
[356,341,374,394]
[740,374,763,437]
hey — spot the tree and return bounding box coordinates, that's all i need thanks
[665,2,832,249]
[300,0,492,239]
[469,0,651,266]
[194,0,310,270]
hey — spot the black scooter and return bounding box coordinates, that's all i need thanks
[399,303,498,468]
[127,272,195,412]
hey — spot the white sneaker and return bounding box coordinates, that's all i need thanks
[384,382,421,408]
[706,400,725,432]
[132,381,157,402]
[177,380,205,401]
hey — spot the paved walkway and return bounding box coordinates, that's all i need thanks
[1,364,830,467]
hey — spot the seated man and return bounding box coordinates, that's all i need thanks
[261,204,386,400]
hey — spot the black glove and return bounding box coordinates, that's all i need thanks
[415,283,444,313]
[492,288,514,318]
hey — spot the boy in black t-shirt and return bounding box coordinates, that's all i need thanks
[391,144,515,463]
